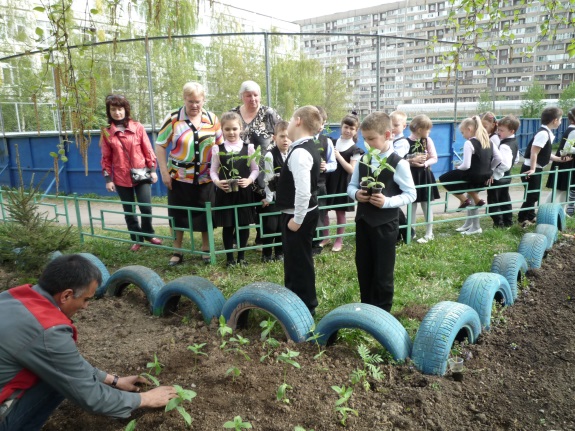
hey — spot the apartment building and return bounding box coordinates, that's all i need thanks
[297,0,574,117]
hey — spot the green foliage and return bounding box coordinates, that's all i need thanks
[125,419,137,431]
[349,344,384,391]
[225,366,241,382]
[226,334,252,361]
[559,81,575,114]
[276,349,301,404]
[305,324,327,360]
[260,318,281,362]
[476,89,494,115]
[140,372,160,387]
[358,143,396,189]
[187,343,207,368]
[146,353,164,376]
[218,315,233,348]
[223,415,253,430]
[276,382,293,404]
[0,157,77,273]
[165,385,197,428]
[521,81,546,118]
[331,385,358,426]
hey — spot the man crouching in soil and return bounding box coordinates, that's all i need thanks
[0,254,177,430]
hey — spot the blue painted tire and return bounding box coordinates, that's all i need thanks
[536,203,565,231]
[457,272,514,330]
[490,252,528,300]
[314,303,412,362]
[78,253,110,291]
[96,265,164,312]
[411,301,482,376]
[518,233,547,269]
[152,276,225,323]
[221,282,314,343]
[535,223,558,250]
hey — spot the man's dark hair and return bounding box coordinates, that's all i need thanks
[541,106,563,125]
[39,255,102,297]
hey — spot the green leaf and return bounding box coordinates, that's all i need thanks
[125,419,137,431]
[60,156,68,163]
[176,406,192,426]
[49,152,58,158]
[90,8,99,14]
[33,6,45,12]
[35,27,44,36]
[165,397,180,412]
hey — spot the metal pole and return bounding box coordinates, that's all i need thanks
[452,68,459,145]
[376,36,381,111]
[264,32,271,107]
[145,37,157,134]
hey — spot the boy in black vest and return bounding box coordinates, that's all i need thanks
[260,121,291,262]
[489,115,519,228]
[275,106,322,314]
[518,107,563,227]
[347,112,416,312]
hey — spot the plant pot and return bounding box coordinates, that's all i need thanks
[448,357,464,373]
[360,180,372,195]
[229,179,239,192]
[371,186,383,195]
[267,174,280,192]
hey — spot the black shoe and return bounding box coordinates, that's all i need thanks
[237,259,249,267]
[261,255,274,263]
[312,246,323,256]
[168,253,184,266]
[226,260,236,268]
[275,254,284,262]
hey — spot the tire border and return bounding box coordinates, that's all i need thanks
[490,252,528,300]
[517,233,547,269]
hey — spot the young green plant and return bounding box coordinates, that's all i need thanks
[226,334,252,361]
[359,143,396,191]
[225,366,241,382]
[276,348,301,404]
[186,343,207,369]
[331,385,358,426]
[223,415,253,430]
[349,344,384,391]
[165,385,197,428]
[306,323,327,360]
[260,318,280,362]
[218,315,233,348]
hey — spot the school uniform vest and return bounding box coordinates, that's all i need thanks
[275,139,321,211]
[499,137,519,177]
[355,152,401,227]
[316,134,331,185]
[524,127,553,167]
[0,285,77,404]
[406,137,426,156]
[270,146,286,173]
[469,138,493,182]
[218,143,250,179]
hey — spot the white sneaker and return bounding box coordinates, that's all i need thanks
[455,225,471,232]
[461,228,482,235]
[416,235,434,244]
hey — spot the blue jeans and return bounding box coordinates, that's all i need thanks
[116,183,155,242]
[0,381,64,431]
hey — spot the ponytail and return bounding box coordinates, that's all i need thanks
[473,116,490,149]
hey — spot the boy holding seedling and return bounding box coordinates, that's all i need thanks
[347,112,416,312]
[275,106,322,315]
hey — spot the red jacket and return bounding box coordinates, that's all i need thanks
[101,120,157,187]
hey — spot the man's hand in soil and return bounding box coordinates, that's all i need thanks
[139,386,178,408]
[113,375,150,392]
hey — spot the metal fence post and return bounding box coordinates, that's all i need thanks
[264,32,271,107]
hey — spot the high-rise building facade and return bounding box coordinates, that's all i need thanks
[297,0,574,116]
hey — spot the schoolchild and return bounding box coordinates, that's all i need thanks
[347,112,416,312]
[405,114,440,243]
[275,106,322,314]
[518,107,564,227]
[210,112,259,266]
[390,110,412,242]
[544,107,575,206]
[486,115,519,228]
[439,116,497,235]
[260,121,291,263]
[324,113,363,252]
[481,112,501,149]
[312,106,337,255]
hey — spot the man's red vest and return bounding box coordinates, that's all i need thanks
[0,285,77,404]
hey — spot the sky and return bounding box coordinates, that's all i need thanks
[217,0,397,23]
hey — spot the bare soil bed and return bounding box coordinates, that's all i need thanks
[4,238,575,430]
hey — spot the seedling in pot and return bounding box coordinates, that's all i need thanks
[331,385,358,426]
[223,415,253,430]
[358,143,395,194]
[165,385,196,427]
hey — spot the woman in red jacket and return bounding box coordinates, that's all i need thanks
[101,95,162,251]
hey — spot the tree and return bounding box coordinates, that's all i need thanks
[476,89,493,115]
[559,82,575,114]
[521,81,546,119]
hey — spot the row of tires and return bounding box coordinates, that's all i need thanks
[63,203,565,376]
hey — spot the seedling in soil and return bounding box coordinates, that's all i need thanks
[294,427,315,431]
[218,315,233,348]
[223,415,253,430]
[276,349,301,404]
[165,385,197,427]
[125,419,137,431]
[187,343,207,368]
[306,324,327,360]
[140,372,160,387]
[146,353,164,376]
[226,366,241,382]
[350,344,384,391]
[260,319,280,363]
[226,334,252,361]
[331,385,358,426]
[224,416,252,431]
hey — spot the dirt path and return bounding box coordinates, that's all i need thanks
[29,236,575,430]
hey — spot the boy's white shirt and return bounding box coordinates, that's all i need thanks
[524,125,554,168]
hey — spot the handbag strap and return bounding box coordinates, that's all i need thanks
[116,136,135,169]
